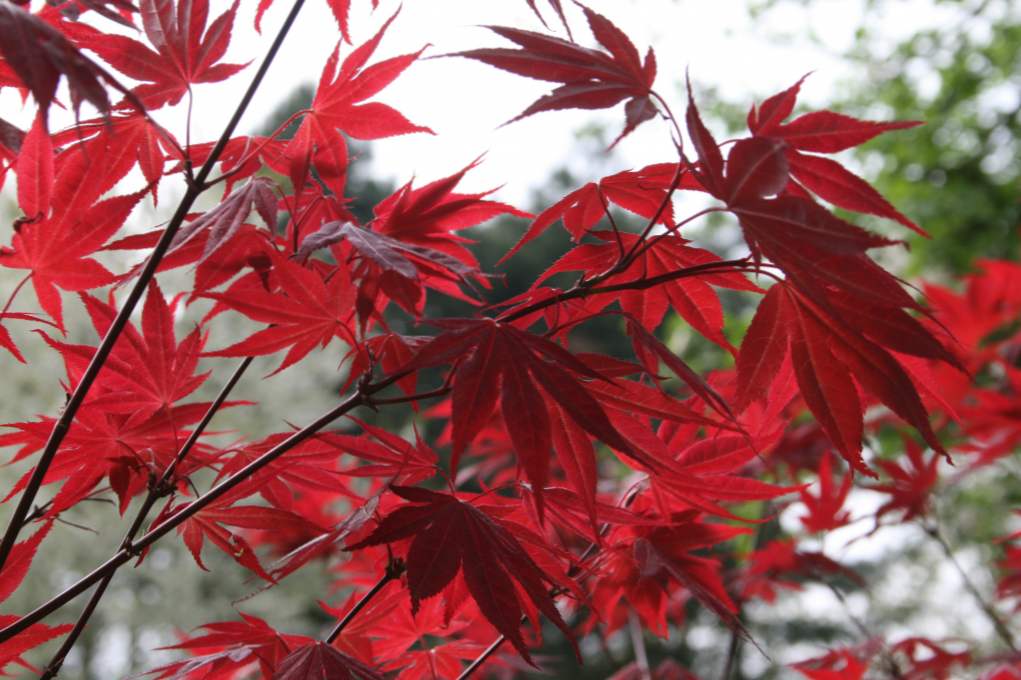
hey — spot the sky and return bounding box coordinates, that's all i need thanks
[225,0,953,203]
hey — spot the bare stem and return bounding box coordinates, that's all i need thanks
[628,608,652,679]
[925,523,1017,652]
[720,626,742,680]
[826,583,904,678]
[456,635,506,680]
[0,0,309,572]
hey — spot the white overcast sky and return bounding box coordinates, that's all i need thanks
[0,0,960,207]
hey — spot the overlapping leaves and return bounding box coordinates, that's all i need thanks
[346,485,577,663]
[399,318,639,513]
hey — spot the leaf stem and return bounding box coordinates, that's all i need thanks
[0,0,309,573]
[628,608,652,679]
[596,186,626,260]
[629,206,727,261]
[205,109,311,189]
[0,273,31,317]
[621,161,685,266]
[650,89,685,155]
[324,559,405,644]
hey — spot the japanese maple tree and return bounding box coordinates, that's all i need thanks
[0,0,1019,678]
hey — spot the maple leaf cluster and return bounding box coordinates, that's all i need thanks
[0,0,1020,678]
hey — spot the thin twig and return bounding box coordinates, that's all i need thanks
[925,523,1017,652]
[629,206,727,261]
[498,257,751,325]
[596,186,626,260]
[826,583,904,678]
[721,625,741,680]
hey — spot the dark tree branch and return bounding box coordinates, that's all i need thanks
[37,358,253,679]
[0,0,310,572]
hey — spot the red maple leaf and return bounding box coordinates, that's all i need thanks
[157,494,325,581]
[2,400,221,515]
[52,111,173,206]
[0,312,54,363]
[0,521,51,606]
[0,616,72,676]
[67,0,247,109]
[42,283,209,417]
[346,485,578,664]
[798,453,853,533]
[169,176,278,261]
[739,539,863,604]
[372,160,530,261]
[14,113,53,220]
[538,231,758,350]
[147,612,308,680]
[454,4,658,145]
[0,1,130,119]
[502,163,681,262]
[400,318,638,513]
[792,648,868,680]
[254,0,377,43]
[0,190,143,330]
[748,75,924,234]
[867,436,941,525]
[278,9,431,195]
[591,514,749,636]
[203,250,357,374]
[272,642,384,680]
[735,281,948,474]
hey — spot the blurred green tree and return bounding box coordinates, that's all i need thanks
[748,0,1020,275]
